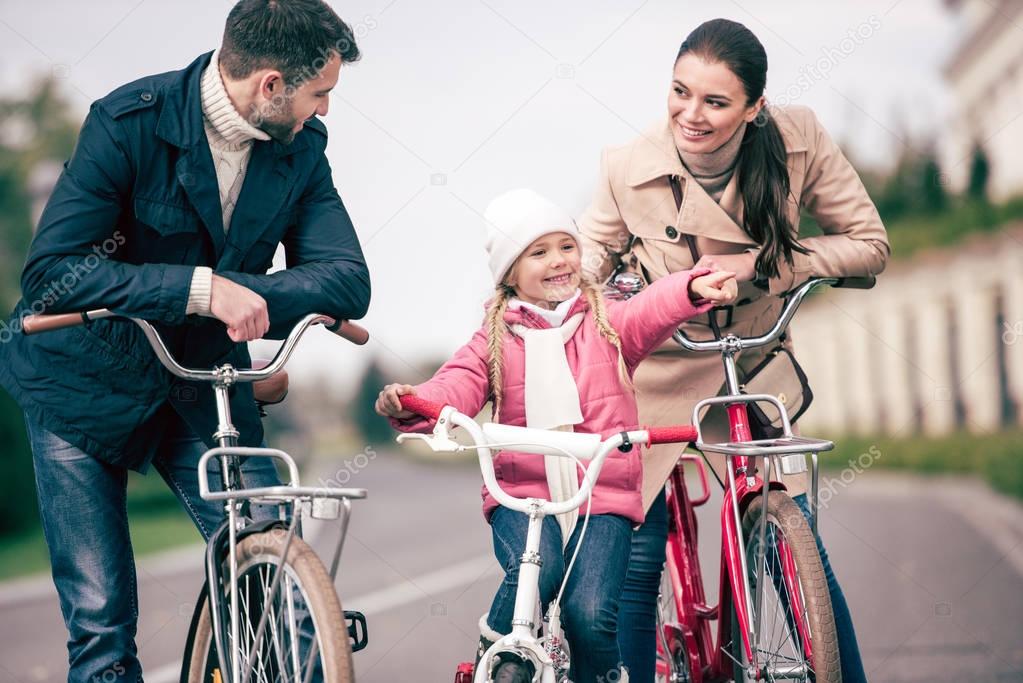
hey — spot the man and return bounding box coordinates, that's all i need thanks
[0,1,370,680]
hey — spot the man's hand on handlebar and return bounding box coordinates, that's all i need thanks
[690,270,739,304]
[375,384,418,419]
[210,274,270,342]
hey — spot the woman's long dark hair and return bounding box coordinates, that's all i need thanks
[677,19,810,278]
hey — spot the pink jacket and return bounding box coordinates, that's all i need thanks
[391,269,713,524]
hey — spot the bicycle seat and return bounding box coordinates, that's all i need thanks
[252,359,289,405]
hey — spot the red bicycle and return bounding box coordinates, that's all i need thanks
[652,275,875,683]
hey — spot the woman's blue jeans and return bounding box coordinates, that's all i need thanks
[487,506,633,683]
[616,489,867,683]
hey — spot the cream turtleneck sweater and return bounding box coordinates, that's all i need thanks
[678,120,746,203]
[186,49,271,316]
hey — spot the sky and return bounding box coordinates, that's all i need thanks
[0,0,962,395]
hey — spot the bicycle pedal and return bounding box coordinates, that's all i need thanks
[345,610,368,652]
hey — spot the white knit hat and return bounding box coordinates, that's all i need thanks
[483,188,580,286]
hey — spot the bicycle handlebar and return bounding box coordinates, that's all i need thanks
[395,395,695,515]
[397,395,445,421]
[20,308,370,382]
[647,425,698,444]
[673,275,875,353]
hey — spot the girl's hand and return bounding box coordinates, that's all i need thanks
[694,252,756,282]
[375,384,418,419]
[690,270,738,304]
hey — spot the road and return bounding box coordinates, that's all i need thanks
[1,449,1021,683]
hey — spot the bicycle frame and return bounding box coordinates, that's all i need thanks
[24,310,368,683]
[656,277,860,682]
[124,312,367,683]
[398,403,694,683]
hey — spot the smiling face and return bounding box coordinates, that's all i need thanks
[252,52,341,144]
[505,232,582,308]
[668,53,763,154]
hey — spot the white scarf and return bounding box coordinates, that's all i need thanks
[508,292,585,545]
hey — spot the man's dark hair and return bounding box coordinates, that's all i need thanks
[221,0,361,86]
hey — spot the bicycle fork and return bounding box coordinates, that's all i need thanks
[475,501,557,683]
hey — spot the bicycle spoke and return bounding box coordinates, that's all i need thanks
[239,573,271,683]
[261,565,289,682]
[745,515,816,682]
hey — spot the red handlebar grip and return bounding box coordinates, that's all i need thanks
[398,395,446,420]
[646,425,698,445]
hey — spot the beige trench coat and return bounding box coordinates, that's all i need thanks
[578,105,890,512]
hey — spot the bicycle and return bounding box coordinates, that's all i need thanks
[393,393,699,683]
[23,309,372,683]
[625,274,875,683]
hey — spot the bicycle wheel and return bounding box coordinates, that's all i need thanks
[728,491,839,683]
[493,659,533,683]
[655,567,692,683]
[183,529,354,683]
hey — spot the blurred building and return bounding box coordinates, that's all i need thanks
[795,227,1022,437]
[942,0,1023,200]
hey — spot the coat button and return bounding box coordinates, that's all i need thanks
[140,91,153,102]
[665,225,678,239]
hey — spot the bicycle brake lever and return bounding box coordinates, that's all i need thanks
[395,433,461,452]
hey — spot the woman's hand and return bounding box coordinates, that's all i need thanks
[690,270,738,304]
[375,383,418,419]
[694,252,757,282]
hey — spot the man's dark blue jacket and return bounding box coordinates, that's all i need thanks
[0,52,370,469]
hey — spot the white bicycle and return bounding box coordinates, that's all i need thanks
[395,395,697,683]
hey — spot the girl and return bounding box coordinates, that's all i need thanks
[579,18,888,683]
[376,188,737,683]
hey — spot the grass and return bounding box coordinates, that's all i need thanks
[883,197,1023,258]
[0,510,199,582]
[0,471,202,582]
[821,428,1023,501]
[796,195,1023,261]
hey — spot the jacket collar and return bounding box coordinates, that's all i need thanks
[624,113,810,247]
[497,291,591,331]
[156,51,306,264]
[156,51,311,158]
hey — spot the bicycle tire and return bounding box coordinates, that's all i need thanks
[183,530,354,683]
[729,491,839,683]
[493,659,533,683]
[655,567,692,683]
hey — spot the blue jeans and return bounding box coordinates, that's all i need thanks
[487,507,633,683]
[25,413,281,683]
[616,489,867,683]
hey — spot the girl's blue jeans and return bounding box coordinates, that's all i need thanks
[617,489,867,683]
[487,506,633,683]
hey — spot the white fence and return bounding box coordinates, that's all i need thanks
[792,226,1023,436]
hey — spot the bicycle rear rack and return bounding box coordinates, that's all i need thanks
[197,446,368,505]
[698,435,834,458]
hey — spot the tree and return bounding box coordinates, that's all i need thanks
[351,359,395,445]
[0,76,81,536]
[919,149,948,213]
[967,142,990,202]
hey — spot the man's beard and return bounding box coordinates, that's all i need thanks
[255,103,302,145]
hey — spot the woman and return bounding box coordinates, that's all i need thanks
[579,18,888,683]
